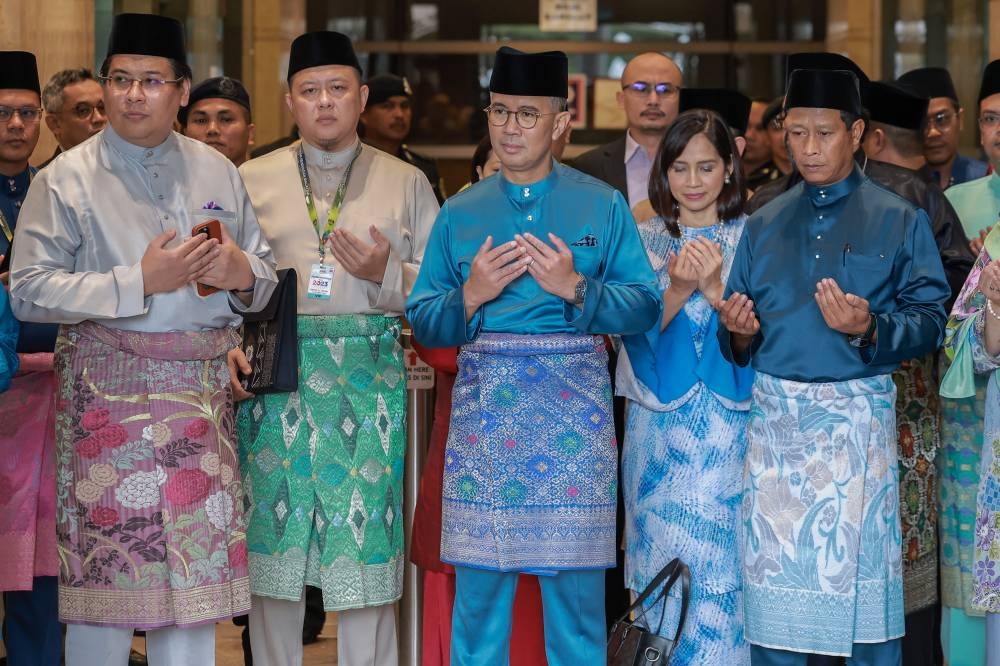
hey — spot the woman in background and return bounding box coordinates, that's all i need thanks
[617,109,753,664]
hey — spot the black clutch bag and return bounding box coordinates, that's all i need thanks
[607,557,691,666]
[239,268,298,394]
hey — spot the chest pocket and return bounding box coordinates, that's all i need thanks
[842,250,892,297]
[188,209,237,239]
[569,228,602,276]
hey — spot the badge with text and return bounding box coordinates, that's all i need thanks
[307,263,334,299]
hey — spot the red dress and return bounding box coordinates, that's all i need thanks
[410,342,547,666]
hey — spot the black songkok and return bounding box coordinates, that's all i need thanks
[0,52,39,94]
[106,14,187,65]
[785,69,863,116]
[287,31,360,84]
[679,88,752,135]
[178,77,251,126]
[864,81,928,131]
[979,60,1000,103]
[489,47,568,98]
[897,67,958,102]
[785,52,869,88]
[366,74,412,106]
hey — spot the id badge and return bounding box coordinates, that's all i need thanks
[307,263,334,299]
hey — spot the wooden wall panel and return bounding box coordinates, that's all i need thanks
[0,0,95,165]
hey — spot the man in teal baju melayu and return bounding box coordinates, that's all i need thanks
[718,68,950,665]
[406,46,661,665]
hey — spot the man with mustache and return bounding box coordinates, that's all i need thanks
[9,12,277,663]
[898,67,987,193]
[40,68,107,167]
[406,46,660,664]
[573,51,682,209]
[719,67,949,665]
[180,76,255,167]
[360,73,445,204]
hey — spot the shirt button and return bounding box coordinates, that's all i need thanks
[157,195,164,200]
[815,254,820,259]
[818,214,824,220]
[527,215,533,221]
[162,215,169,220]
[816,235,822,240]
[145,150,153,158]
[152,172,159,178]
[523,187,530,197]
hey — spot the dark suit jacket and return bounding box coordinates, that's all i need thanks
[571,135,628,198]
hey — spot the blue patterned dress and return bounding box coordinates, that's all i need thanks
[617,217,751,664]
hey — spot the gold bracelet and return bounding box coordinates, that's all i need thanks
[987,299,1000,322]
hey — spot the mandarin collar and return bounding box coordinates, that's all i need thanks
[499,161,559,207]
[803,165,864,207]
[102,125,177,165]
[988,171,1000,195]
[300,136,360,170]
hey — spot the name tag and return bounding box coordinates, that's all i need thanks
[307,263,334,299]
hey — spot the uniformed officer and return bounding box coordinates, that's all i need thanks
[360,73,446,203]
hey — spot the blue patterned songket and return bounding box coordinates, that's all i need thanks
[407,161,660,573]
[442,333,615,573]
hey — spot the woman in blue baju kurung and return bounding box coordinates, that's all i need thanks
[617,109,753,664]
[0,286,18,391]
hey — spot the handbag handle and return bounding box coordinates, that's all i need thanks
[613,558,691,645]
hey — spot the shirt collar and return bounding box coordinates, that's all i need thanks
[499,160,559,206]
[624,131,645,164]
[102,124,177,165]
[300,136,361,170]
[802,165,865,207]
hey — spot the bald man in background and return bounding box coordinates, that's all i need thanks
[573,51,682,208]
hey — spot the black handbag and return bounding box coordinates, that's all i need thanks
[238,268,298,394]
[607,557,691,666]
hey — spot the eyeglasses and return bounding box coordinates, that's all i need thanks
[99,74,184,94]
[621,81,680,97]
[67,102,105,119]
[926,110,956,131]
[483,105,556,130]
[980,112,1000,128]
[0,106,42,123]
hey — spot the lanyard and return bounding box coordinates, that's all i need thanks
[0,210,10,244]
[296,143,362,262]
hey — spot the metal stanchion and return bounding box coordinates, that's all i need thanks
[400,329,434,666]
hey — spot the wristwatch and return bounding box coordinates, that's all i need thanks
[847,313,877,348]
[570,274,587,305]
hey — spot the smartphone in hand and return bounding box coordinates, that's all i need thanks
[192,218,222,297]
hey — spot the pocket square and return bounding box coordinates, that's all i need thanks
[202,201,224,210]
[571,233,598,247]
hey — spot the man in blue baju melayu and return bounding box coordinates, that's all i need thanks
[718,68,951,666]
[406,46,661,665]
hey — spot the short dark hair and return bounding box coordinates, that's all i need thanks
[42,68,96,113]
[648,109,746,238]
[470,134,493,183]
[99,56,192,83]
[871,120,924,158]
[840,109,868,141]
